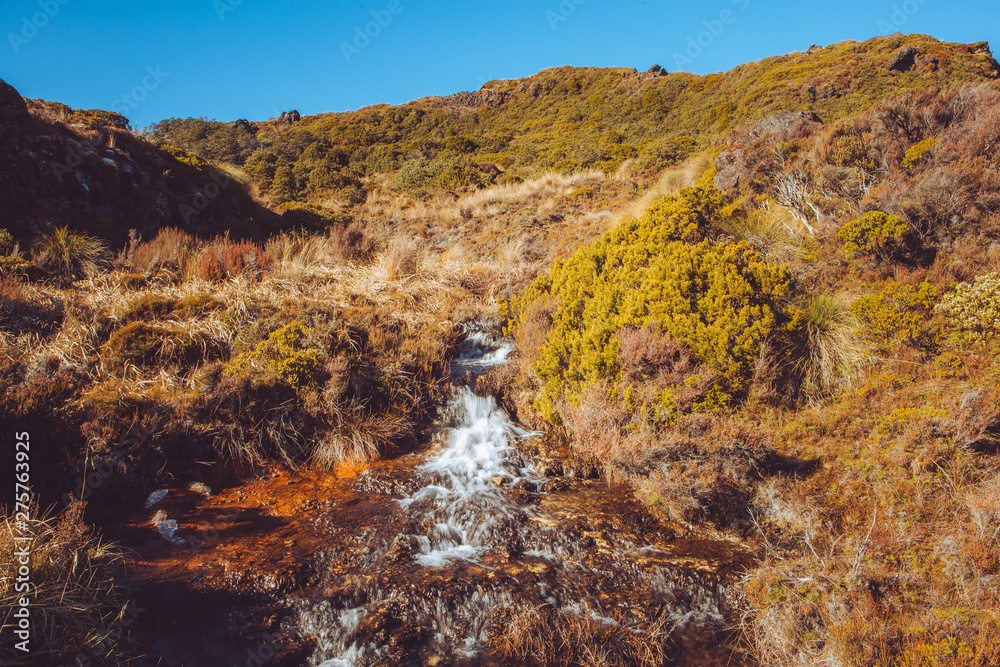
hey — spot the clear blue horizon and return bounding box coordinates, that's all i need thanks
[2,0,998,130]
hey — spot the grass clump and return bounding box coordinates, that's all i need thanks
[785,293,867,398]
[104,321,212,369]
[32,227,111,282]
[0,502,134,666]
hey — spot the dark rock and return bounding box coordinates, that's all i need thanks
[478,162,504,177]
[807,44,822,54]
[647,64,668,77]
[917,53,940,71]
[439,89,510,111]
[233,118,257,134]
[277,110,301,126]
[0,78,28,120]
[888,45,920,72]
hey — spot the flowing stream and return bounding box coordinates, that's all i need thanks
[294,330,733,666]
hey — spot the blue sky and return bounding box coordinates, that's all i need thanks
[2,0,998,130]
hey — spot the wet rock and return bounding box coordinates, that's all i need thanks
[145,489,169,508]
[512,479,537,493]
[538,459,563,477]
[358,601,428,651]
[188,481,211,497]
[490,474,508,486]
[385,534,421,564]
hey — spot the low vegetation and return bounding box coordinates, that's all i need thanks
[2,33,1000,666]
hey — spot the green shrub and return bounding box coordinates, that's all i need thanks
[230,322,320,388]
[122,295,178,322]
[510,179,790,422]
[902,137,939,170]
[837,210,907,261]
[104,322,207,368]
[0,229,14,255]
[852,280,938,347]
[67,108,131,131]
[32,227,111,281]
[393,156,493,194]
[636,135,698,172]
[935,273,1000,345]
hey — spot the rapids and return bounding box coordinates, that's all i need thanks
[295,329,737,666]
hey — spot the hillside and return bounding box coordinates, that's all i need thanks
[2,33,1000,667]
[148,35,998,208]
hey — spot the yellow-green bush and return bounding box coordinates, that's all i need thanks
[510,180,791,422]
[902,136,939,170]
[838,210,908,260]
[935,272,1000,345]
[103,321,218,371]
[230,322,320,388]
[852,280,938,347]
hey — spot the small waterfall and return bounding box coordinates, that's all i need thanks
[296,330,730,666]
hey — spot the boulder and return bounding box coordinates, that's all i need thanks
[233,118,257,134]
[647,64,668,77]
[277,110,301,126]
[887,45,920,72]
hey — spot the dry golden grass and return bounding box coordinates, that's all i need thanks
[489,603,674,667]
[626,152,713,219]
[0,502,133,666]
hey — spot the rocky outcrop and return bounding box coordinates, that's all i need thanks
[647,64,668,77]
[437,89,511,113]
[888,45,920,72]
[278,110,301,126]
[714,111,824,192]
[0,78,28,120]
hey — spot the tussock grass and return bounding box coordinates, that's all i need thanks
[789,293,868,399]
[489,603,675,667]
[0,502,133,666]
[33,227,111,282]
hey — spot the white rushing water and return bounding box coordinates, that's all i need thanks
[303,330,728,666]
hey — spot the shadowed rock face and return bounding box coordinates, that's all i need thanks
[0,79,280,249]
[0,78,29,119]
[888,45,920,72]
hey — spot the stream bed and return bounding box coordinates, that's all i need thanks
[102,329,752,666]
